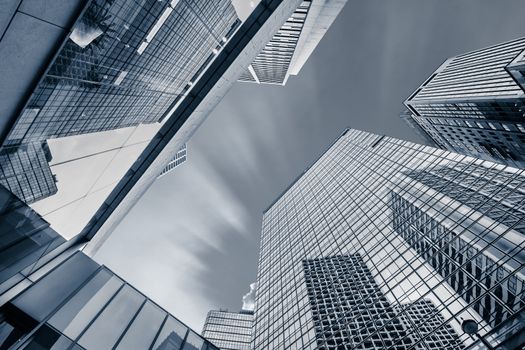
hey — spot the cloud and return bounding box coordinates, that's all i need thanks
[242,282,257,311]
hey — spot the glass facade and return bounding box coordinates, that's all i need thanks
[0,184,66,292]
[0,142,57,204]
[5,0,240,147]
[404,38,525,168]
[253,129,525,349]
[0,251,219,350]
[303,254,463,349]
[0,0,241,242]
[201,310,253,350]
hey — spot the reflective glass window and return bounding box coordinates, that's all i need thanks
[151,316,187,349]
[115,301,166,349]
[48,268,121,338]
[78,284,144,349]
[12,252,99,321]
[19,324,72,350]
[182,331,205,350]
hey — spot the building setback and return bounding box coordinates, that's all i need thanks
[253,129,525,349]
[404,37,525,168]
[238,0,347,85]
[202,310,253,350]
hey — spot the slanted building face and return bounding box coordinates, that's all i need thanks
[254,129,525,349]
[403,38,525,168]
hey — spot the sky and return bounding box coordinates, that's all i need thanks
[94,0,525,331]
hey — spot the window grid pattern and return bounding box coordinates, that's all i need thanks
[395,300,464,350]
[303,255,463,350]
[4,0,239,146]
[403,37,525,168]
[408,38,525,101]
[240,1,311,85]
[254,129,525,350]
[0,142,57,204]
[201,310,253,350]
[390,192,525,329]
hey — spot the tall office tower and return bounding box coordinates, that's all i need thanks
[4,0,240,147]
[0,142,57,203]
[158,144,187,179]
[238,0,347,85]
[390,163,525,328]
[404,37,525,168]
[0,250,218,350]
[201,309,253,350]
[1,0,319,348]
[254,129,525,349]
[0,0,240,204]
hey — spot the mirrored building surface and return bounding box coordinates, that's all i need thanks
[404,37,525,168]
[0,250,219,350]
[303,254,463,349]
[201,310,253,350]
[254,129,525,349]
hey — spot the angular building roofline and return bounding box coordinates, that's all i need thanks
[263,127,350,213]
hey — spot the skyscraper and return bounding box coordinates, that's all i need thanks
[238,0,347,85]
[4,0,240,147]
[404,37,525,168]
[253,129,525,349]
[0,0,312,252]
[158,144,188,179]
[201,309,253,350]
[399,110,438,147]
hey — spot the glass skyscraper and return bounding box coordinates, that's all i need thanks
[253,129,525,349]
[201,310,253,350]
[0,0,240,207]
[404,37,525,168]
[0,0,311,245]
[238,0,347,85]
[302,254,463,349]
[5,0,240,147]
